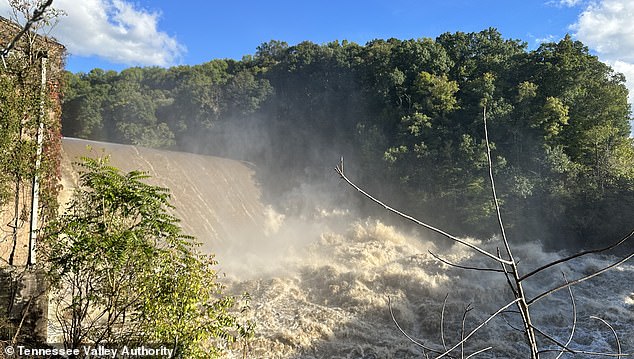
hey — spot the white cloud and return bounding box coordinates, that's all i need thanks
[572,0,634,61]
[571,0,634,105]
[535,34,557,45]
[0,0,185,67]
[546,0,586,7]
[557,0,584,6]
[609,60,634,105]
[610,60,634,81]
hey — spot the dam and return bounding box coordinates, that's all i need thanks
[60,137,267,254]
[59,138,634,358]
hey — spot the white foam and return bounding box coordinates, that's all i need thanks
[223,219,633,358]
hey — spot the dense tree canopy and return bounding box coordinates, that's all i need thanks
[45,157,252,358]
[61,29,634,250]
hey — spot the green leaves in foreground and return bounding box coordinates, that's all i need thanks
[44,157,252,358]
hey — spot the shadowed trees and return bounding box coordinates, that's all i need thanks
[61,29,634,250]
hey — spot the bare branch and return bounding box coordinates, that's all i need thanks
[528,251,634,305]
[11,295,34,345]
[497,247,519,297]
[481,106,539,358]
[499,311,525,333]
[465,347,492,359]
[335,163,513,265]
[482,105,513,263]
[1,0,54,57]
[533,325,577,355]
[441,293,449,353]
[520,229,634,282]
[434,299,521,359]
[538,349,630,357]
[429,250,504,273]
[460,303,473,359]
[571,351,630,357]
[534,319,630,357]
[555,273,577,359]
[591,316,622,357]
[388,296,443,354]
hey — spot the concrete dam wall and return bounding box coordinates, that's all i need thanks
[60,137,268,253]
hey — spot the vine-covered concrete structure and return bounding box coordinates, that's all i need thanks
[0,15,65,344]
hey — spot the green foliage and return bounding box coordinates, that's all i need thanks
[44,157,252,358]
[0,74,23,205]
[0,36,63,236]
[62,61,272,153]
[60,29,634,249]
[0,66,47,200]
[414,71,459,113]
[536,96,569,139]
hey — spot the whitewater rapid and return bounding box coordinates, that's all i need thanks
[58,139,632,358]
[221,214,633,359]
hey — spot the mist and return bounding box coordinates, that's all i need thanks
[60,128,633,358]
[59,31,634,357]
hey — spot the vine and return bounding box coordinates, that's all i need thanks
[0,0,65,266]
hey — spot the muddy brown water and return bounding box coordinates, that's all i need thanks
[58,138,634,358]
[60,137,267,253]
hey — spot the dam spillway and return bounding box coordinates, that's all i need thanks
[60,137,267,253]
[57,137,634,358]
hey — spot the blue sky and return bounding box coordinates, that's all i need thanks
[2,0,634,110]
[60,0,585,72]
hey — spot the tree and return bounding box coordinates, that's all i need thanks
[61,70,110,140]
[59,30,634,249]
[1,0,60,58]
[108,78,175,148]
[0,0,66,348]
[335,106,633,358]
[0,0,65,266]
[44,157,252,358]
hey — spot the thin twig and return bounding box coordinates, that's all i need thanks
[497,247,518,297]
[460,304,473,359]
[465,347,492,359]
[591,316,622,357]
[11,295,33,344]
[500,312,524,333]
[533,325,630,357]
[482,105,513,263]
[434,299,521,359]
[520,229,634,282]
[555,272,577,359]
[528,252,634,305]
[533,325,577,354]
[335,164,513,265]
[441,293,449,353]
[429,250,504,273]
[388,296,442,354]
[538,349,630,357]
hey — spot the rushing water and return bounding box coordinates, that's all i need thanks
[59,139,633,358]
[221,213,633,359]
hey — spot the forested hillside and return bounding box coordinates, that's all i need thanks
[61,29,634,250]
